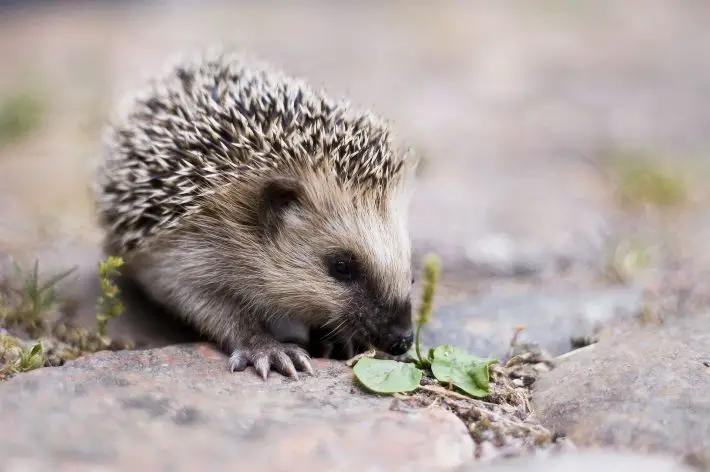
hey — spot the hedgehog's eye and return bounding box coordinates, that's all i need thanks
[327,253,359,283]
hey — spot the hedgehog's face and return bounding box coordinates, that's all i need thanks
[254,172,415,356]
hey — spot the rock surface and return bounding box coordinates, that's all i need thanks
[0,343,473,472]
[455,450,697,472]
[533,314,710,461]
[420,286,644,359]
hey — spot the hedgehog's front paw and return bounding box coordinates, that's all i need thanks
[229,339,314,380]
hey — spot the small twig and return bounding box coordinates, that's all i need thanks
[425,395,442,409]
[345,349,377,367]
[420,383,478,402]
[505,324,526,360]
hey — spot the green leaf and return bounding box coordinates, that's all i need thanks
[405,346,417,360]
[430,345,499,398]
[428,347,436,361]
[353,358,422,394]
[406,345,433,368]
[28,342,42,358]
[39,266,77,293]
[24,353,44,371]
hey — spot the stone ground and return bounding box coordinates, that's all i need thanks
[0,0,709,470]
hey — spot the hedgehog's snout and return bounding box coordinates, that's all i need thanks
[383,328,414,356]
[375,298,414,356]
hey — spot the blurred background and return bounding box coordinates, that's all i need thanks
[1,0,709,343]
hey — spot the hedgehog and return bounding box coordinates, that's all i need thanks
[94,48,418,380]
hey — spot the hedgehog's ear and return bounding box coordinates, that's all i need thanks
[257,176,303,233]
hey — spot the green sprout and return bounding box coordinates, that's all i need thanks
[15,341,44,372]
[95,256,125,346]
[0,335,44,378]
[414,254,441,365]
[4,261,77,335]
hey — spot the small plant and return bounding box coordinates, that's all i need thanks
[0,335,44,378]
[15,341,44,372]
[0,84,45,147]
[352,254,500,398]
[95,256,125,346]
[414,253,440,366]
[0,256,131,381]
[604,237,654,285]
[606,150,687,210]
[4,261,77,335]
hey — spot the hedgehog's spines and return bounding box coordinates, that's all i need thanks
[96,47,411,256]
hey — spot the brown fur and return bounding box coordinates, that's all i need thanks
[119,160,416,379]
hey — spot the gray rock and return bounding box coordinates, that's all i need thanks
[460,232,590,278]
[0,344,473,471]
[419,287,644,359]
[455,450,696,472]
[533,314,710,460]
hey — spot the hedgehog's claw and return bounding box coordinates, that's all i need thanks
[290,350,315,376]
[229,351,248,372]
[272,351,298,379]
[229,342,313,380]
[254,356,271,380]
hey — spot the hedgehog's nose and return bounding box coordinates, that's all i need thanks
[385,329,414,356]
[380,298,414,355]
